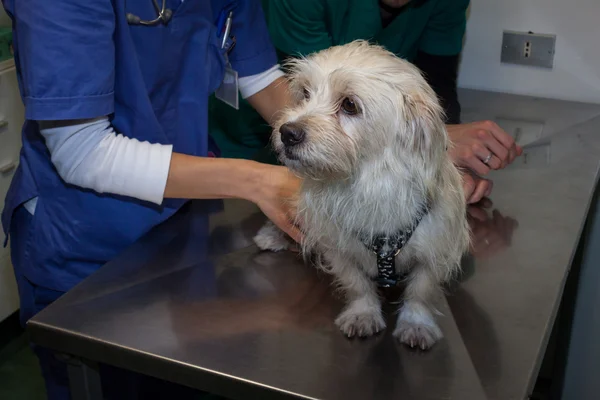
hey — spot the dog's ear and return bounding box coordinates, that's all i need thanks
[403,92,447,161]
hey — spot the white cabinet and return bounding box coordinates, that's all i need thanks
[0,59,24,322]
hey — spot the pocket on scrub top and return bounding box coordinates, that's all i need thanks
[207,33,227,94]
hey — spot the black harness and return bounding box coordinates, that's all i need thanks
[359,203,430,288]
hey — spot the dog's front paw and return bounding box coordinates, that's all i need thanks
[393,302,442,350]
[335,305,385,338]
[393,322,442,350]
[253,221,290,252]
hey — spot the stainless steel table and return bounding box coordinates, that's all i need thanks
[28,89,600,400]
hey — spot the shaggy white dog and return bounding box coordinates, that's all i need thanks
[254,41,470,350]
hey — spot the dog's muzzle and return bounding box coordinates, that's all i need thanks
[279,122,306,148]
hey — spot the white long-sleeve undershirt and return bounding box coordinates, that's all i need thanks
[23,65,284,214]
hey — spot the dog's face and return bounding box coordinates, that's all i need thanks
[272,41,447,180]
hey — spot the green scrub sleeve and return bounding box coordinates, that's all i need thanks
[418,0,470,56]
[263,0,333,58]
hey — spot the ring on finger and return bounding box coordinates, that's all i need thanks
[483,153,492,164]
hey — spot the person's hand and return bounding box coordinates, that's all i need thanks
[253,165,304,244]
[467,201,519,259]
[462,171,493,204]
[447,121,523,175]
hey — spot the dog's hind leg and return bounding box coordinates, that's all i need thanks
[393,267,443,350]
[327,251,386,338]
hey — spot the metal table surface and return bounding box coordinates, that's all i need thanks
[28,89,600,400]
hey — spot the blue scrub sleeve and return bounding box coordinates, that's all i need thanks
[7,1,115,120]
[418,0,470,57]
[227,0,278,77]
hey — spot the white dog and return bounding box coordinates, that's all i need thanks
[254,41,470,350]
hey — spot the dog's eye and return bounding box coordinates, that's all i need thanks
[302,87,310,100]
[341,98,359,116]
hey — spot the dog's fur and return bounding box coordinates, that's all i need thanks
[254,41,470,349]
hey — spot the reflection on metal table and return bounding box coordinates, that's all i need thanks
[28,89,600,400]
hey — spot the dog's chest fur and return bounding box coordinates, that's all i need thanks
[299,172,427,277]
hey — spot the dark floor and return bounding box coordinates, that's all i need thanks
[0,313,46,399]
[0,312,226,400]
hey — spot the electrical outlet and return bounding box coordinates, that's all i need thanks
[501,30,556,69]
[524,40,531,58]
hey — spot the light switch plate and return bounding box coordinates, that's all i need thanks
[495,118,550,168]
[501,30,556,69]
[507,142,551,169]
[527,143,551,164]
[494,118,544,147]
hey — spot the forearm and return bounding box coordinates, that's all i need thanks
[40,70,294,206]
[40,118,268,205]
[164,154,266,202]
[165,151,303,243]
[167,71,293,200]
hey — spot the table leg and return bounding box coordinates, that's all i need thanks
[65,356,104,400]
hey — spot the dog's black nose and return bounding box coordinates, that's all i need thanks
[280,123,306,147]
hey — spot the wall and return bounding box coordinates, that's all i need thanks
[0,6,9,26]
[0,60,22,322]
[458,0,600,104]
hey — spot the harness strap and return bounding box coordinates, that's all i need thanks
[359,203,430,288]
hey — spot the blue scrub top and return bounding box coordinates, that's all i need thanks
[1,0,277,293]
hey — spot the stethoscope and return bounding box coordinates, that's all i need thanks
[125,0,236,54]
[126,0,173,26]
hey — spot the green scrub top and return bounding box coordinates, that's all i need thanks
[209,0,469,163]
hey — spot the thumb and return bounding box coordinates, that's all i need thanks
[276,216,304,244]
[462,174,475,200]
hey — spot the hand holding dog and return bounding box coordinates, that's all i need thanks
[447,121,523,175]
[253,165,304,244]
[462,172,493,204]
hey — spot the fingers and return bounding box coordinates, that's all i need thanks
[507,145,519,164]
[278,217,304,244]
[465,144,501,175]
[485,155,503,170]
[515,144,524,156]
[484,179,493,198]
[480,120,516,153]
[475,129,509,166]
[462,172,493,205]
[448,121,522,174]
[475,121,522,168]
[462,173,476,201]
[465,154,491,176]
[468,178,489,204]
[269,204,304,245]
